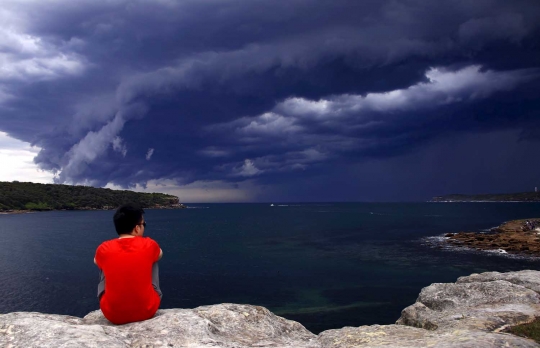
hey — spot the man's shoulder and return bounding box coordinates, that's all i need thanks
[100,238,120,245]
[96,238,120,250]
[142,237,159,246]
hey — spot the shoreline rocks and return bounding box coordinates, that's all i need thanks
[446,219,540,256]
[0,204,187,215]
[0,210,33,215]
[2,271,540,347]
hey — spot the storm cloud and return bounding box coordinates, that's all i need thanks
[1,0,539,201]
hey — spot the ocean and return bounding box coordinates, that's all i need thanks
[1,202,540,333]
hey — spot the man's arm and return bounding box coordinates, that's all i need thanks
[158,248,163,260]
[94,257,97,265]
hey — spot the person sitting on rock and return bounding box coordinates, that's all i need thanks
[94,203,163,324]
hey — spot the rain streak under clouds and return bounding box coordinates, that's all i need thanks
[1,0,540,202]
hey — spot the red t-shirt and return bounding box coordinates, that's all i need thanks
[95,236,161,324]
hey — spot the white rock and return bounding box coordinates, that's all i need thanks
[3,271,540,347]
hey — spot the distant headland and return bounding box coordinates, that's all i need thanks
[0,181,184,213]
[431,192,540,202]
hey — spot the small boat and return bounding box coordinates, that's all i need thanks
[270,204,274,206]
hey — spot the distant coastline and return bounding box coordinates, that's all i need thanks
[430,201,540,203]
[0,181,185,213]
[0,205,187,215]
[430,192,540,202]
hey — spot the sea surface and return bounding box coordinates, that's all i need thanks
[1,202,540,333]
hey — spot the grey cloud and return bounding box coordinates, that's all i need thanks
[58,112,126,182]
[0,21,86,82]
[458,13,528,46]
[68,94,118,136]
[53,102,148,183]
[231,159,263,177]
[199,147,231,158]
[112,136,127,157]
[145,148,154,160]
[220,148,329,178]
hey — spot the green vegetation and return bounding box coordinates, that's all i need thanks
[431,192,540,202]
[24,202,53,211]
[0,181,180,211]
[506,318,540,343]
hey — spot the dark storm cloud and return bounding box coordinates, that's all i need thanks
[205,65,539,170]
[0,0,539,200]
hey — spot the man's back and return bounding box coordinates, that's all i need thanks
[95,236,161,324]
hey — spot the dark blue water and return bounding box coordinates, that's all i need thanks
[1,203,540,333]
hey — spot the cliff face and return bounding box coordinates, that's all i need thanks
[2,271,540,347]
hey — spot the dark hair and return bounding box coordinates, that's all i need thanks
[113,204,145,235]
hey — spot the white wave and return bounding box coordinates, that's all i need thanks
[486,248,507,254]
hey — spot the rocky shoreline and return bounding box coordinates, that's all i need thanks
[445,219,540,256]
[0,204,187,215]
[0,210,33,215]
[3,270,540,347]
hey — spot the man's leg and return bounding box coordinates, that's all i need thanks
[152,262,163,299]
[97,270,105,299]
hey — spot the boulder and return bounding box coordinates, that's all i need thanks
[396,280,540,332]
[457,270,540,293]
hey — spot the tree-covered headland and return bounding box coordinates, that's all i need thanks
[0,181,182,211]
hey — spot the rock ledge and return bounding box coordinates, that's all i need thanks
[3,271,540,347]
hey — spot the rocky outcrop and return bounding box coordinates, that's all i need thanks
[319,325,537,347]
[2,271,540,347]
[396,280,540,332]
[0,304,319,348]
[446,219,540,255]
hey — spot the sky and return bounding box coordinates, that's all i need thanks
[1,0,539,202]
